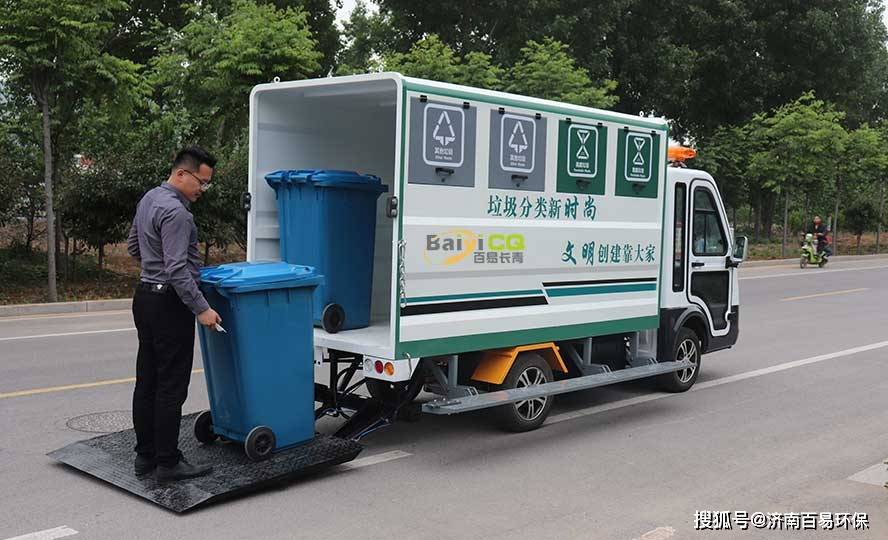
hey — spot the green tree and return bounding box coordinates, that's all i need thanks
[151,0,322,147]
[0,0,145,301]
[191,139,249,263]
[375,0,625,80]
[747,93,846,256]
[383,34,463,84]
[383,34,503,89]
[506,38,617,108]
[693,125,751,225]
[610,0,888,139]
[58,160,146,270]
[834,125,885,254]
[843,198,881,254]
[336,1,389,75]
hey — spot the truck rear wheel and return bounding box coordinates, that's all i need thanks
[492,353,553,432]
[658,327,701,393]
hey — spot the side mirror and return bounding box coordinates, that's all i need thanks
[733,236,748,261]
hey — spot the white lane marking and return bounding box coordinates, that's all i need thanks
[847,459,888,487]
[633,526,676,540]
[3,526,78,540]
[0,328,135,342]
[338,450,412,470]
[0,310,130,323]
[547,340,888,425]
[740,264,888,280]
[781,288,868,302]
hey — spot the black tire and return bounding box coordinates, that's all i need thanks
[193,410,218,444]
[800,256,807,269]
[658,327,701,392]
[492,353,554,432]
[818,258,827,268]
[244,426,276,461]
[322,303,345,333]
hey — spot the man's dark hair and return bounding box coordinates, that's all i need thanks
[172,145,217,172]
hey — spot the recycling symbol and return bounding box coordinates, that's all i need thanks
[433,111,455,146]
[632,137,646,166]
[508,121,529,153]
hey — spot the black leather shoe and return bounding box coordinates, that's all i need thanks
[154,457,213,483]
[134,454,156,476]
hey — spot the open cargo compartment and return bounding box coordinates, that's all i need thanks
[248,75,401,360]
[249,73,670,364]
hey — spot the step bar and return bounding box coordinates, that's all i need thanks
[422,360,694,415]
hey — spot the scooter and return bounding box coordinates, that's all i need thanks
[800,233,828,268]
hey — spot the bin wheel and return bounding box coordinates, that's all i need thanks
[194,410,218,444]
[245,426,276,461]
[322,303,345,334]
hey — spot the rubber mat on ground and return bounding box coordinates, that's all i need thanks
[48,413,363,512]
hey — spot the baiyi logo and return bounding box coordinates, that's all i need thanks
[423,230,526,266]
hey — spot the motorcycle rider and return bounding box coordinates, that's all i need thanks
[806,216,830,256]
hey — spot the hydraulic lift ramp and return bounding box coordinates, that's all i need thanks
[48,413,362,513]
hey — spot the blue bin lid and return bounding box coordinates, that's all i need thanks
[265,169,388,193]
[201,261,323,293]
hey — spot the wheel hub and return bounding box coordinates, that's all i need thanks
[514,366,548,421]
[676,339,698,383]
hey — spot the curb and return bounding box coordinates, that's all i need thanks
[742,253,888,268]
[0,298,132,318]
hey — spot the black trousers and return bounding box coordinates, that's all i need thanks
[132,286,195,466]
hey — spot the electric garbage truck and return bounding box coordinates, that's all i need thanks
[248,72,746,436]
[50,73,746,512]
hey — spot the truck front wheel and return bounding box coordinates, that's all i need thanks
[658,327,701,393]
[492,353,553,432]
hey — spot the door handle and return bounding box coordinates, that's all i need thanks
[691,262,705,268]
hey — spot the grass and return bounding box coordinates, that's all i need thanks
[745,232,888,260]
[0,245,140,305]
[0,225,246,305]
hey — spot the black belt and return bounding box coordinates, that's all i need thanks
[138,282,172,293]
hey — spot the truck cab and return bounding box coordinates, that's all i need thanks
[659,166,743,367]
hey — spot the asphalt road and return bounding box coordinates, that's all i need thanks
[2,257,888,539]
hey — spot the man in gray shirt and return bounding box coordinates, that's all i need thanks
[127,145,221,482]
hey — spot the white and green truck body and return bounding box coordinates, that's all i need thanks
[247,73,745,427]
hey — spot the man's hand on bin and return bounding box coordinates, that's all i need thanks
[198,308,222,329]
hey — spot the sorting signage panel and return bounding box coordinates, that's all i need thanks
[556,120,608,195]
[615,129,661,198]
[408,97,477,187]
[488,112,547,192]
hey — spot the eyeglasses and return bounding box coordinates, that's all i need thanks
[181,169,212,191]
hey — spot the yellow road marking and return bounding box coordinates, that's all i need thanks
[0,369,204,399]
[781,287,869,302]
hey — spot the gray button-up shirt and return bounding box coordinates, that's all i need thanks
[127,182,210,315]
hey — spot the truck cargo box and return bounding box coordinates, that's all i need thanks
[248,73,669,367]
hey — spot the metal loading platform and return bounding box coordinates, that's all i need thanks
[48,413,362,513]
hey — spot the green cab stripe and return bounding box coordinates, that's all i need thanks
[545,283,657,297]
[403,82,668,132]
[405,289,543,304]
[400,315,659,358]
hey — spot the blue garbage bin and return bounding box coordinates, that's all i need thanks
[265,169,388,333]
[196,261,323,461]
